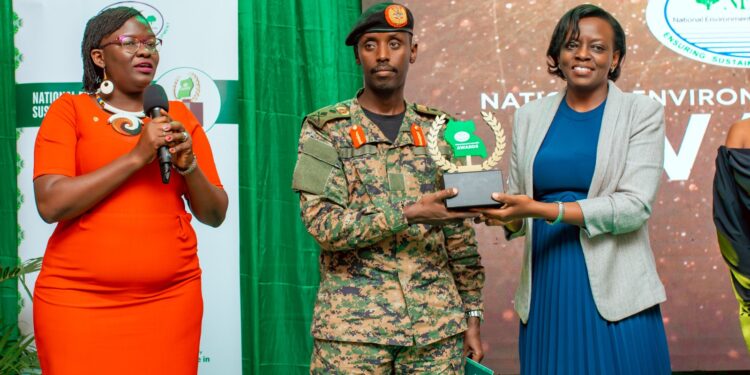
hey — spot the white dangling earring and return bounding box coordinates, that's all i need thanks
[99,69,114,95]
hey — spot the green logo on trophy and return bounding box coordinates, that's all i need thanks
[445,120,488,162]
[427,112,506,208]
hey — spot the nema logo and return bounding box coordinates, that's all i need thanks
[174,73,201,102]
[103,1,168,37]
[646,0,750,68]
[695,0,746,10]
[454,131,470,143]
[155,68,222,132]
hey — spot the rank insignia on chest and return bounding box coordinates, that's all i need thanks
[349,125,367,148]
[410,123,426,147]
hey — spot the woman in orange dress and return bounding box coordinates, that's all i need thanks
[32,7,228,374]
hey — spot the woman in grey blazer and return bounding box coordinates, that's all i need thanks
[477,5,670,374]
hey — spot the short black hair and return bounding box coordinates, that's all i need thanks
[546,4,626,81]
[81,7,145,93]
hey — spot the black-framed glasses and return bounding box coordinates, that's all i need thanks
[99,35,162,54]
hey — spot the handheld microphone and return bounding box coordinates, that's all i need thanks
[143,85,171,184]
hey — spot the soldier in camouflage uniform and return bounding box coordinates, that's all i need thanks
[292,3,485,374]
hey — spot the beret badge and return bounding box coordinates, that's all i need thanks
[385,5,408,28]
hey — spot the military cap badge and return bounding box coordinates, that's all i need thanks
[385,5,408,28]
[345,2,415,46]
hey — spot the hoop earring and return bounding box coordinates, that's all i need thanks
[99,69,114,95]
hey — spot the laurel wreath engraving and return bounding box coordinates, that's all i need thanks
[479,111,506,170]
[427,115,458,172]
[427,112,506,172]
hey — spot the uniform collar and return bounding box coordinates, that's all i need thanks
[349,93,423,148]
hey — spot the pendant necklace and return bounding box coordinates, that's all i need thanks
[95,95,146,136]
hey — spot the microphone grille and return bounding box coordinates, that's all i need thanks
[143,84,170,114]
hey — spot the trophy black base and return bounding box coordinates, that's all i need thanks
[443,170,503,209]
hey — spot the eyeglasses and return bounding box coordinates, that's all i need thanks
[99,35,162,54]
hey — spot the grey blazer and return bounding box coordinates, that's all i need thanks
[507,82,667,323]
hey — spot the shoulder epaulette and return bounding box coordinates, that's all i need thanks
[412,103,448,118]
[306,101,352,129]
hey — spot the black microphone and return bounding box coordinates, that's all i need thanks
[143,85,171,184]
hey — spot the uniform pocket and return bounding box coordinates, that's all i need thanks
[342,146,388,204]
[403,149,442,194]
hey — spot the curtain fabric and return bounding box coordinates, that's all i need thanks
[0,0,19,331]
[238,1,362,373]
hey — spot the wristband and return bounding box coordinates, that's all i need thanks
[176,156,198,176]
[466,310,484,322]
[546,201,564,225]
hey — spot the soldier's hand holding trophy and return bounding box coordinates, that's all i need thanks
[427,112,507,209]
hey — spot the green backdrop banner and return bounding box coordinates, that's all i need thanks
[14,81,240,127]
[0,0,19,331]
[238,0,361,373]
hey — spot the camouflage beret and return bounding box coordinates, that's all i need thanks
[345,2,414,46]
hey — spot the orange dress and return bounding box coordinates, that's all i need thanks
[32,93,223,374]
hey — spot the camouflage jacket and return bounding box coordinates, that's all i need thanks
[292,96,484,346]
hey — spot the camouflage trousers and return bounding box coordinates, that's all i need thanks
[310,334,464,374]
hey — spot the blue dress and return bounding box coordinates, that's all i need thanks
[518,99,671,374]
